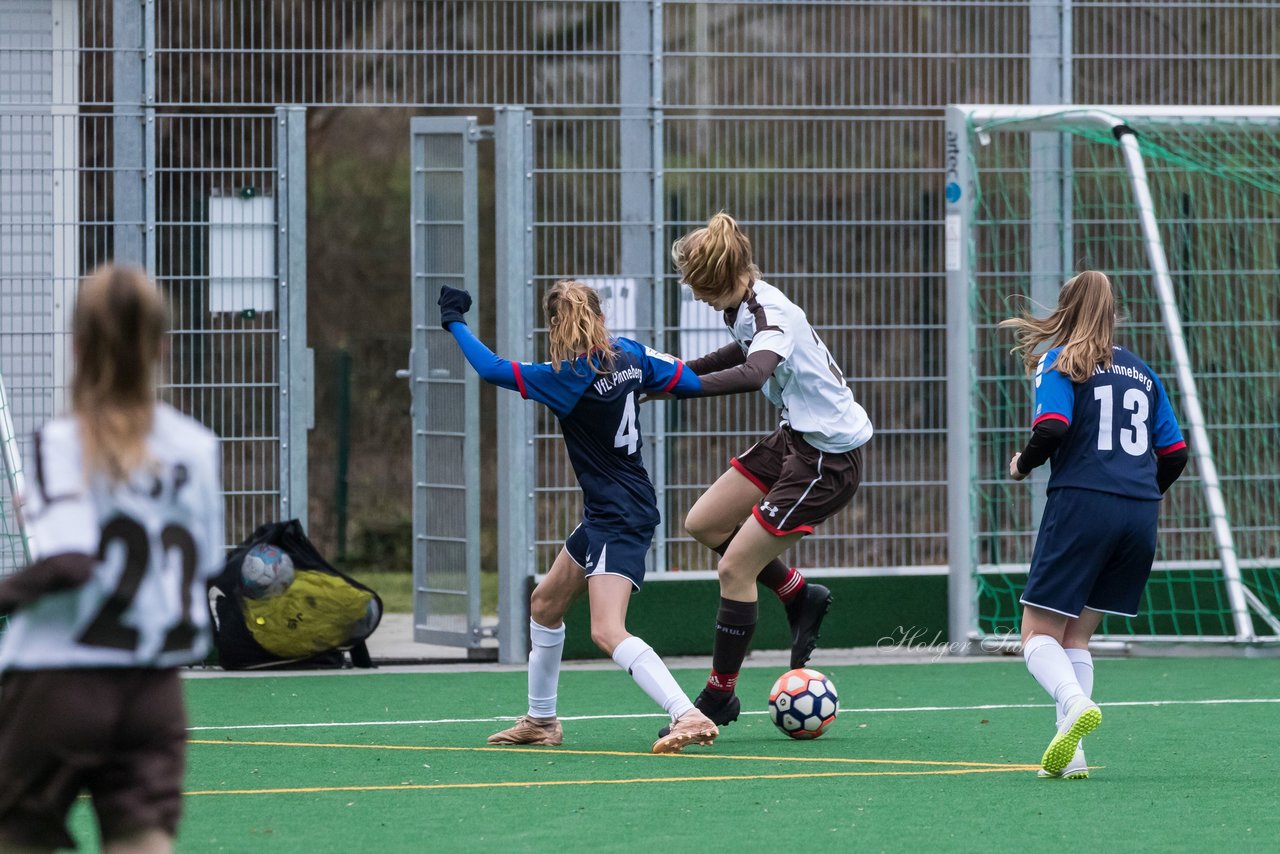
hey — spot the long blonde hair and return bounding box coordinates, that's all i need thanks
[999,270,1116,383]
[670,211,760,305]
[71,264,168,481]
[543,279,616,375]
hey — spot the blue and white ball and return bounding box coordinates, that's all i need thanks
[240,544,295,599]
[768,667,839,739]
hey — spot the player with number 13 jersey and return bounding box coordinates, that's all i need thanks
[1003,270,1189,781]
[1031,344,1183,500]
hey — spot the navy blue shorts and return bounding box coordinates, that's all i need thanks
[565,523,654,591]
[1021,487,1160,618]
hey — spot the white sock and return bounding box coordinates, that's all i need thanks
[527,619,565,719]
[1052,649,1095,723]
[612,635,695,720]
[1023,635,1086,712]
[1057,648,1096,728]
[1066,647,1094,697]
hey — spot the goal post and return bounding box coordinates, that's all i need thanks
[0,367,32,578]
[945,104,1280,649]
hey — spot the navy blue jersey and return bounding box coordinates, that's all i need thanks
[1033,346,1185,500]
[448,325,701,530]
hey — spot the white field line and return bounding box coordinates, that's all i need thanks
[188,697,1280,733]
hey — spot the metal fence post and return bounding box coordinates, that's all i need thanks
[648,1,669,574]
[619,0,664,571]
[495,106,534,664]
[1028,0,1072,531]
[276,107,312,528]
[112,0,146,264]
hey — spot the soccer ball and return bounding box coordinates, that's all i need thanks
[768,667,838,739]
[240,544,295,599]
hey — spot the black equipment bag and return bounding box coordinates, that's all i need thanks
[210,519,382,670]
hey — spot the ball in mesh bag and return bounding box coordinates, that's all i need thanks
[240,544,295,599]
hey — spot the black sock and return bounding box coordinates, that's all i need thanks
[707,597,757,694]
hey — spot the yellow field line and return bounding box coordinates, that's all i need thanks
[186,766,1033,797]
[189,738,1037,770]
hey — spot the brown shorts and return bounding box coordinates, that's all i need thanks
[0,668,187,850]
[732,426,863,536]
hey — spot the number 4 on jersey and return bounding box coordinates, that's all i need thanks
[614,391,639,454]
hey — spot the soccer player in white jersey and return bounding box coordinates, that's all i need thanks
[657,212,874,735]
[0,265,225,853]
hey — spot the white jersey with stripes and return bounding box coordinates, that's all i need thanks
[726,279,873,453]
[0,404,225,671]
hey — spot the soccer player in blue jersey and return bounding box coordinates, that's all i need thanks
[438,279,719,754]
[0,266,225,853]
[1002,270,1189,779]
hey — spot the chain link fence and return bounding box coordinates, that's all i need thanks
[2,1,1277,585]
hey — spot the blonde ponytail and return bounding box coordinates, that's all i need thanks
[543,280,616,375]
[671,211,760,305]
[71,264,168,481]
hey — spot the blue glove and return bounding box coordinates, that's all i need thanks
[438,286,473,330]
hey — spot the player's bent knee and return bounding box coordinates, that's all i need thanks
[529,587,566,628]
[716,556,755,585]
[684,509,728,548]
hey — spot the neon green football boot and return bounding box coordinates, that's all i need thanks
[1038,743,1089,779]
[1041,697,1101,776]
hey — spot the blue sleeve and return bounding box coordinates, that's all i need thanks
[1032,348,1074,427]
[510,360,588,418]
[1151,372,1185,452]
[446,322,519,392]
[619,338,704,397]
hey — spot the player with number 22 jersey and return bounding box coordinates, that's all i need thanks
[0,405,224,672]
[0,266,225,853]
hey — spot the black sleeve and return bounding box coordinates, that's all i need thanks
[0,552,95,616]
[690,350,781,398]
[686,342,746,376]
[1015,418,1070,474]
[1156,446,1189,494]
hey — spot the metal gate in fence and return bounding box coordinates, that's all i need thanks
[408,111,532,660]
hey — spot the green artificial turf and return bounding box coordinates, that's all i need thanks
[62,657,1280,852]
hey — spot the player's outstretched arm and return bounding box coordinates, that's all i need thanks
[686,342,746,375]
[0,553,94,615]
[681,350,781,398]
[438,286,520,392]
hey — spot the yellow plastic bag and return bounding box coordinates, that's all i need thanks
[241,569,374,659]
